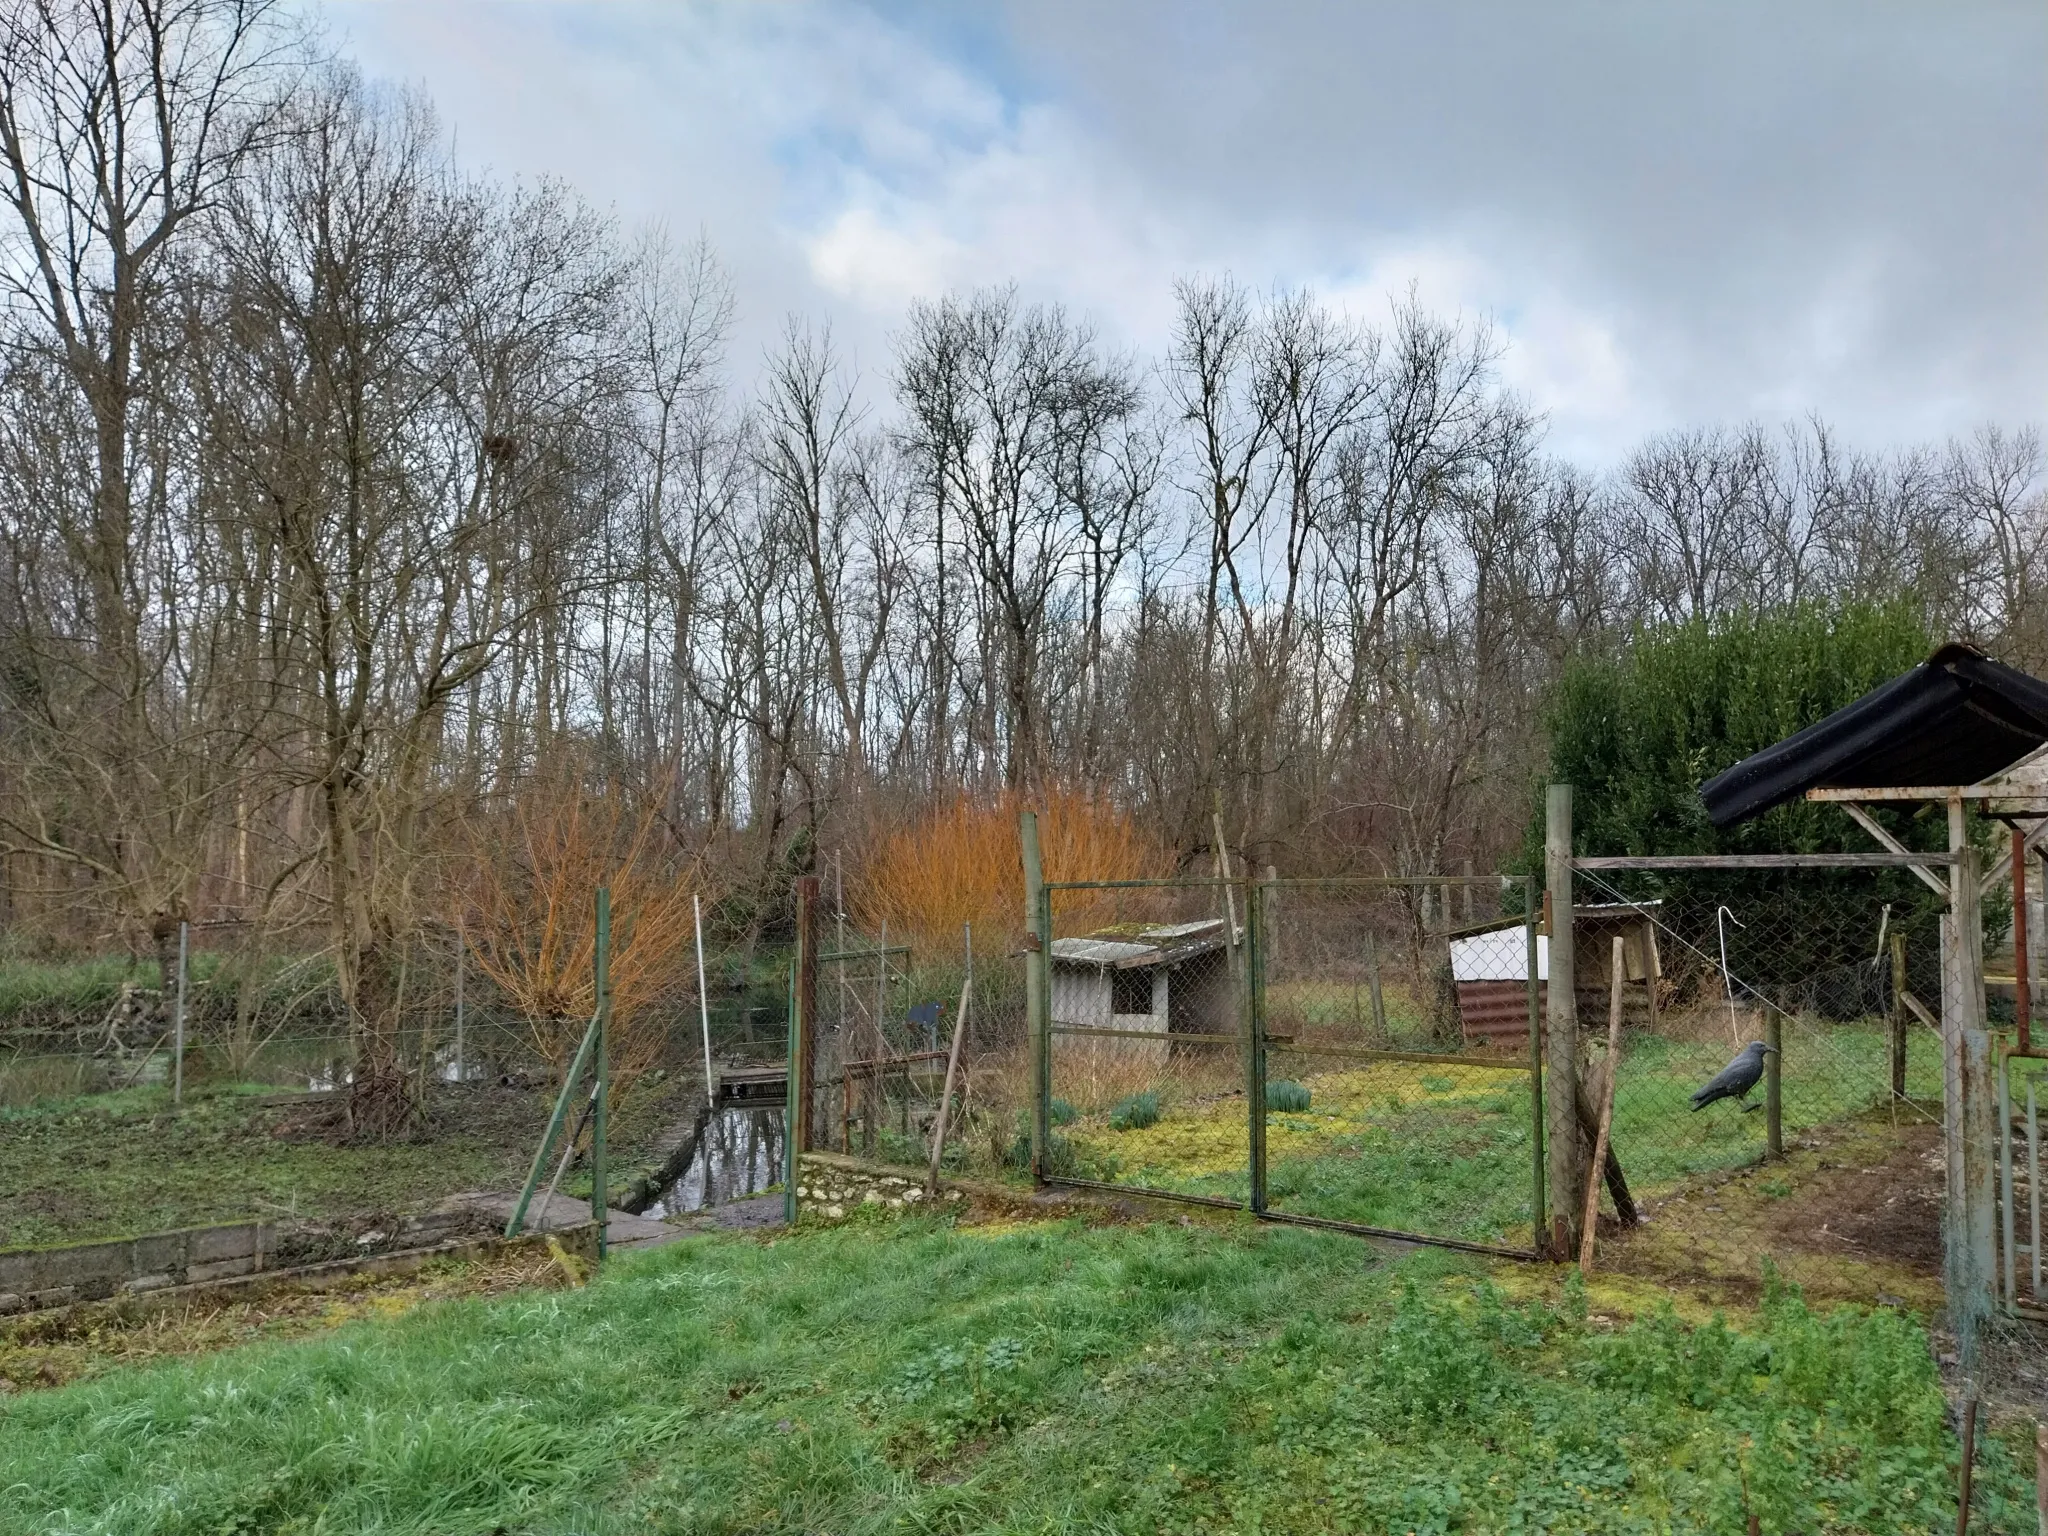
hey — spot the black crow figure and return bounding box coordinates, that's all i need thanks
[1689,1040,1776,1113]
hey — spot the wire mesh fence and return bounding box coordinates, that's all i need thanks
[0,922,806,1231]
[1564,857,1952,1313]
[1040,875,1544,1256]
[798,899,1028,1183]
[1044,880,1248,1204]
[1260,878,1542,1254]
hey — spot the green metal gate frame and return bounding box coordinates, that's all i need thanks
[1032,874,1547,1261]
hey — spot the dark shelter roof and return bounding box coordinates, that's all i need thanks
[1699,643,2048,828]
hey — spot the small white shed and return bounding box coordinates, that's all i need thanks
[1050,919,1234,1065]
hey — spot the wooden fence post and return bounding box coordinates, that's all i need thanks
[1891,930,1909,1101]
[592,887,610,1261]
[1948,841,1998,1345]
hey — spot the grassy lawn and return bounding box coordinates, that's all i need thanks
[1058,1022,1943,1250]
[0,1209,2036,1534]
[0,1083,547,1250]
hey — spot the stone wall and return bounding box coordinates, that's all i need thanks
[795,1154,967,1220]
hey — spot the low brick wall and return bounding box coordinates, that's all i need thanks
[795,1154,968,1220]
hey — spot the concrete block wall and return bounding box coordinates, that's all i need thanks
[0,1221,279,1313]
[0,1208,493,1315]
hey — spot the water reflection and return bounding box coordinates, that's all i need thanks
[651,1106,784,1217]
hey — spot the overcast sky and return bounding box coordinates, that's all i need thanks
[325,0,2045,464]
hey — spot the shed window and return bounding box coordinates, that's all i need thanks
[1111,967,1153,1016]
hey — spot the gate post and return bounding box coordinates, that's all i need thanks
[1525,876,1546,1248]
[794,875,818,1153]
[1947,842,1999,1341]
[1545,785,1585,1259]
[1022,810,1049,1183]
[1246,878,1268,1214]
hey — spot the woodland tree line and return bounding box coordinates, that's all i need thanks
[1,3,2042,1125]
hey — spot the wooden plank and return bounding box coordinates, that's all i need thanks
[1274,1038,1532,1072]
[1051,1023,1235,1045]
[1806,785,2048,802]
[1839,802,1951,899]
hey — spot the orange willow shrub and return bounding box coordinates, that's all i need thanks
[856,787,1167,949]
[453,769,715,1097]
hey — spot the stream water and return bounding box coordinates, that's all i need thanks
[648,1105,785,1216]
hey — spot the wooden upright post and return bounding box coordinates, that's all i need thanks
[592,887,610,1261]
[1546,785,1585,1258]
[794,875,819,1153]
[1891,931,1909,1100]
[1579,935,1626,1270]
[2017,827,2033,1055]
[1948,835,1998,1339]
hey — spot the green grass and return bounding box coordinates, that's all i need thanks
[0,1215,2034,1533]
[0,1084,547,1249]
[1060,1021,1944,1249]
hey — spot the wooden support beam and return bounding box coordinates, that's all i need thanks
[1837,802,1950,900]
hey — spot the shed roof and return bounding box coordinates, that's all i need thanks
[1049,917,1229,971]
[1698,643,2048,828]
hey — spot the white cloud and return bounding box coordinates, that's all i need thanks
[320,0,2044,462]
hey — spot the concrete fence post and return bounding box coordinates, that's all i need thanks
[1545,785,1584,1259]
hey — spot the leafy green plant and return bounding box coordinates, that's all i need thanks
[1108,1090,1160,1131]
[1049,1097,1077,1127]
[1264,1079,1311,1113]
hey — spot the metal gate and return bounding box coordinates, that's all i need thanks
[1034,874,1545,1259]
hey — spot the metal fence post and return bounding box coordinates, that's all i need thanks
[2002,1048,2017,1309]
[1021,810,1049,1182]
[453,929,466,1082]
[172,920,188,1106]
[592,887,610,1261]
[783,958,799,1226]
[1765,1008,1782,1158]
[1247,879,1268,1214]
[1545,785,1583,1259]
[794,875,818,1153]
[1525,876,1546,1246]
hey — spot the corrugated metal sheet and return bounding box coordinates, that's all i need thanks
[1700,641,2048,827]
[1458,979,1544,1049]
[1050,938,1155,966]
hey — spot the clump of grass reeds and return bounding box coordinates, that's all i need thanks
[1109,1090,1161,1131]
[0,954,156,1020]
[1265,1079,1312,1112]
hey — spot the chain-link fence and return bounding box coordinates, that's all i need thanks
[1038,875,1544,1257]
[1563,857,1951,1313]
[796,895,1028,1184]
[0,918,802,1232]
